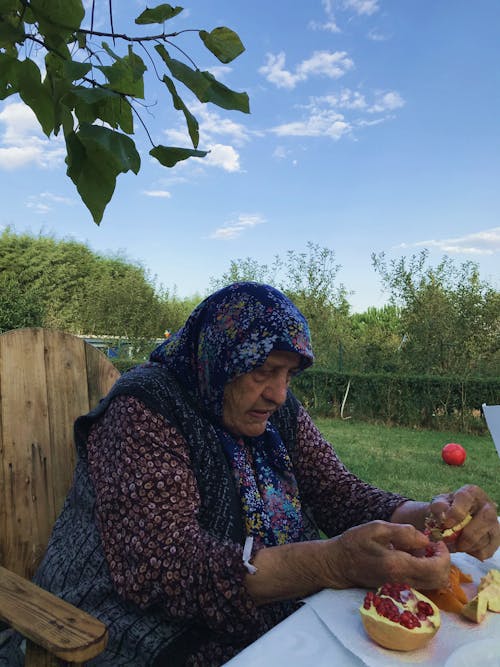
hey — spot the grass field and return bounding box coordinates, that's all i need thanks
[315,417,500,508]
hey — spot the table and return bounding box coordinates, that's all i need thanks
[225,602,365,666]
[225,526,500,667]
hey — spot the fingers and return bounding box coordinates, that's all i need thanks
[458,508,500,560]
[334,522,451,590]
[429,486,478,528]
[429,485,499,560]
[402,541,450,590]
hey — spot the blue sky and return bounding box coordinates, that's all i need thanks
[1,0,499,311]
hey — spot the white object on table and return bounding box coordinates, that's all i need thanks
[483,404,500,458]
[226,532,500,667]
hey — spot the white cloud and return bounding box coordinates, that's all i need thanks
[269,87,404,142]
[205,144,241,172]
[313,0,379,34]
[142,190,172,198]
[210,213,265,240]
[259,51,354,90]
[161,105,251,172]
[271,111,350,140]
[367,28,390,42]
[342,0,380,16]
[25,191,75,214]
[309,19,341,33]
[205,65,232,81]
[368,91,405,113]
[0,102,65,170]
[272,146,289,160]
[316,89,368,110]
[399,228,500,256]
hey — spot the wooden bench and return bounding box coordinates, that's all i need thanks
[0,328,120,665]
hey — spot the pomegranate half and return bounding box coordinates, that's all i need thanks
[360,583,441,651]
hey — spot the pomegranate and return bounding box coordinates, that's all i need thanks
[425,513,472,544]
[360,583,441,651]
[441,442,466,466]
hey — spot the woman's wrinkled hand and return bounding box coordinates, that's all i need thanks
[324,520,451,591]
[428,484,500,560]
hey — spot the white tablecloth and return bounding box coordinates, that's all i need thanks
[226,534,500,667]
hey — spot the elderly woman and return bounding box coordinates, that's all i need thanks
[9,282,499,665]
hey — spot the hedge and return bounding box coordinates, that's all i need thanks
[291,369,500,433]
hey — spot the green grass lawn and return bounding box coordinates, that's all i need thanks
[315,417,500,508]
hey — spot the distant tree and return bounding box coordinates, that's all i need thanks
[349,305,402,372]
[0,1,248,223]
[79,256,165,338]
[211,243,350,367]
[158,287,201,334]
[0,272,45,332]
[0,228,165,336]
[208,258,275,291]
[372,250,500,377]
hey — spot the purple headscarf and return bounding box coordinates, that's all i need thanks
[150,282,314,421]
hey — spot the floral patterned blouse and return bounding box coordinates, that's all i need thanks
[87,395,406,665]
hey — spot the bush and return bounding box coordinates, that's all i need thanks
[292,369,500,433]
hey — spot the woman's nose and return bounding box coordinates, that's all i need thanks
[262,374,288,405]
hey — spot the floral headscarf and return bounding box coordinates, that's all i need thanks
[149,282,314,548]
[150,281,314,421]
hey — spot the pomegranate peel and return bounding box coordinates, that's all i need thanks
[478,568,500,593]
[460,569,500,623]
[360,583,440,651]
[425,512,472,543]
[422,564,472,613]
[461,583,500,623]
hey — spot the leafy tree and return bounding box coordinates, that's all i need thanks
[372,250,500,377]
[158,286,201,334]
[0,228,163,336]
[211,243,350,367]
[208,257,275,290]
[0,1,248,223]
[0,272,45,332]
[78,256,165,338]
[349,305,402,372]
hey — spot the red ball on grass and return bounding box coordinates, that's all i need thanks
[441,442,467,466]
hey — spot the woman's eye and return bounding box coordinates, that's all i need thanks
[252,369,270,382]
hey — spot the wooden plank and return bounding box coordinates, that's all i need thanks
[43,331,90,516]
[0,329,54,578]
[85,343,120,411]
[0,565,107,663]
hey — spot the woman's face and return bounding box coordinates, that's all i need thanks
[222,350,302,437]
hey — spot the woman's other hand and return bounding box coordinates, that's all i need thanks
[429,484,499,560]
[324,521,450,591]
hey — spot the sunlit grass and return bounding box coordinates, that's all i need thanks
[315,418,500,507]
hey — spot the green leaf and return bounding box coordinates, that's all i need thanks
[44,51,75,135]
[66,123,140,224]
[63,60,92,82]
[150,144,207,168]
[66,87,134,134]
[0,16,25,47]
[155,45,249,113]
[135,4,183,25]
[0,0,21,11]
[98,44,145,97]
[29,0,84,35]
[161,74,199,148]
[198,71,250,113]
[16,58,55,135]
[0,53,19,99]
[199,27,245,64]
